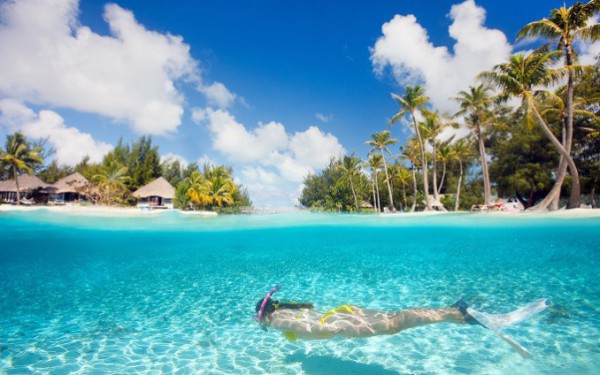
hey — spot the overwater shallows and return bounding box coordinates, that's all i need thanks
[1,210,599,374]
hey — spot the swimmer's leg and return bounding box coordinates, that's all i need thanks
[386,307,466,334]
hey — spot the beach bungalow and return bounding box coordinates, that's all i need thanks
[0,174,50,204]
[49,172,90,204]
[132,177,175,209]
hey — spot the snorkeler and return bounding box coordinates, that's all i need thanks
[254,286,549,358]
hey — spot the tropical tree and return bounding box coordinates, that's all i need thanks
[419,111,450,208]
[366,131,397,211]
[202,173,237,207]
[185,172,206,208]
[393,165,413,211]
[518,0,600,209]
[337,154,362,210]
[532,85,598,209]
[186,167,237,208]
[400,140,421,211]
[479,48,582,209]
[451,139,473,211]
[391,85,433,210]
[366,154,383,212]
[93,161,131,206]
[436,141,453,195]
[453,84,495,206]
[0,133,44,205]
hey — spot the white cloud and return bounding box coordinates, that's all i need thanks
[193,107,346,205]
[161,152,188,167]
[315,113,333,122]
[577,15,600,67]
[198,82,237,108]
[0,100,113,165]
[193,107,289,162]
[370,0,512,113]
[289,126,345,168]
[0,0,235,135]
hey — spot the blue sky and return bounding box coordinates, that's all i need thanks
[0,0,598,206]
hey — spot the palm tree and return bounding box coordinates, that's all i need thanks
[393,165,413,211]
[419,111,449,209]
[451,139,473,211]
[0,133,43,205]
[366,154,383,212]
[187,168,237,208]
[533,86,597,210]
[391,85,432,210]
[436,141,453,195]
[453,84,495,206]
[337,154,362,211]
[400,140,421,212]
[93,161,131,205]
[186,172,207,208]
[479,49,582,209]
[202,174,237,207]
[517,1,599,208]
[366,131,397,211]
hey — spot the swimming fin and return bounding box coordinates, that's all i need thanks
[466,299,549,359]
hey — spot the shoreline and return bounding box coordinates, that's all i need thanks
[0,204,218,217]
[0,204,598,219]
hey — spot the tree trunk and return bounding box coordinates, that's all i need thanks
[475,121,491,206]
[411,165,417,212]
[349,176,358,211]
[380,150,395,211]
[411,112,432,211]
[402,184,407,211]
[371,177,377,212]
[438,162,447,195]
[13,166,21,206]
[431,145,447,211]
[432,144,439,201]
[375,171,381,213]
[455,160,463,211]
[565,45,580,209]
[529,158,567,211]
[591,185,597,209]
[532,113,570,211]
[551,115,568,210]
[531,101,580,210]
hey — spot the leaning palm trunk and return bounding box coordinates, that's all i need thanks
[432,145,439,201]
[411,165,417,212]
[438,162,447,195]
[475,123,492,206]
[455,160,463,211]
[402,184,407,210]
[530,101,580,204]
[375,172,381,213]
[565,48,580,208]
[380,151,394,211]
[531,116,569,211]
[411,113,432,210]
[430,145,447,211]
[13,166,21,206]
[538,48,582,209]
[371,180,377,212]
[349,177,358,211]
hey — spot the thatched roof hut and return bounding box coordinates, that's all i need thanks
[52,172,89,194]
[0,174,49,192]
[132,177,175,199]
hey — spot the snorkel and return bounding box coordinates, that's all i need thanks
[254,285,281,331]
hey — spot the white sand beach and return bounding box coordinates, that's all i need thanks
[1,204,598,219]
[0,204,218,217]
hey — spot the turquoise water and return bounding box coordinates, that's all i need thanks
[0,210,599,374]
